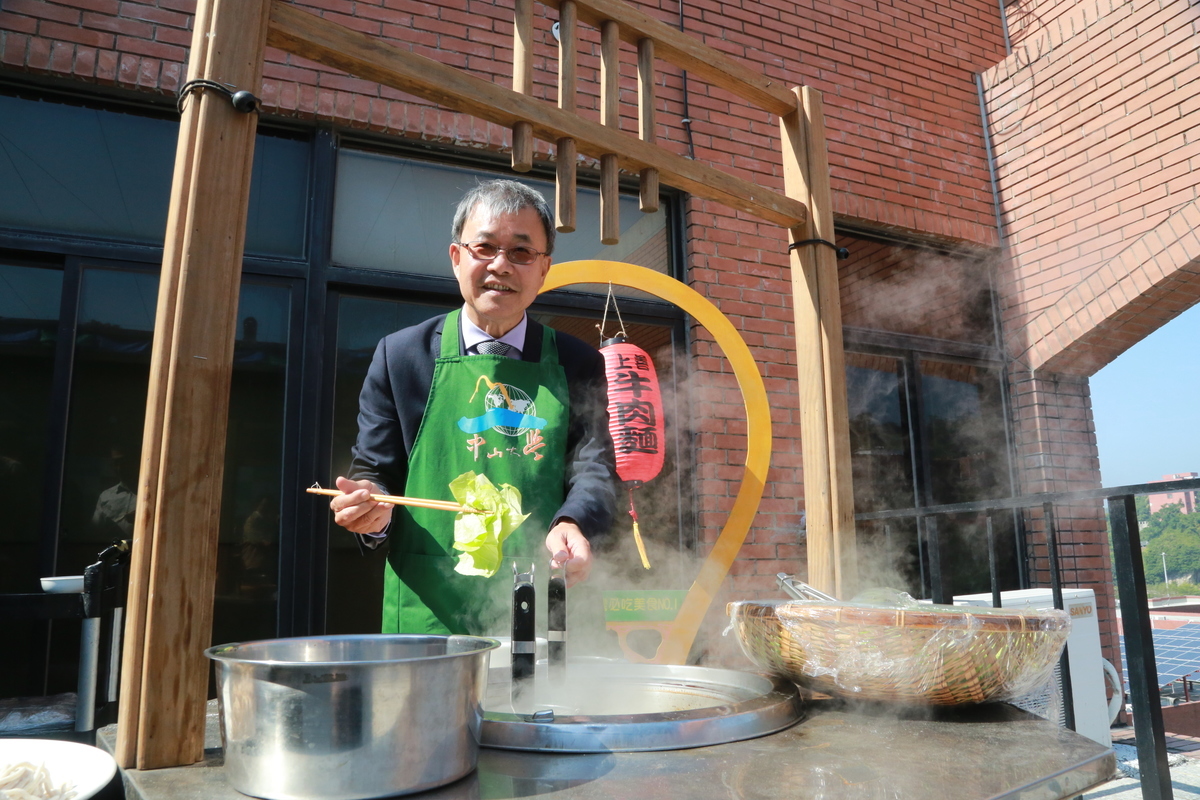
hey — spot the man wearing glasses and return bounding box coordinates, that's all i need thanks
[329,180,616,636]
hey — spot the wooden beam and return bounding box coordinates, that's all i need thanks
[266,1,806,229]
[637,37,659,213]
[780,86,857,599]
[556,0,578,232]
[600,19,620,245]
[540,0,794,116]
[114,0,217,770]
[556,137,577,232]
[780,93,834,597]
[802,86,857,598]
[512,0,534,172]
[116,0,271,770]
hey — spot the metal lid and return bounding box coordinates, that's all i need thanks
[481,662,802,752]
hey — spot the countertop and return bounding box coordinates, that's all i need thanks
[98,698,1116,800]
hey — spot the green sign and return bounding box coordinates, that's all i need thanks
[602,590,688,622]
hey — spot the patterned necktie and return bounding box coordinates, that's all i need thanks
[477,339,513,357]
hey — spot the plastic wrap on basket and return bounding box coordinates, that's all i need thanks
[727,599,1071,705]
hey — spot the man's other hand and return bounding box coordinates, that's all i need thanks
[546,520,592,587]
[331,476,393,535]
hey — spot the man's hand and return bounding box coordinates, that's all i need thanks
[545,520,592,587]
[330,476,393,535]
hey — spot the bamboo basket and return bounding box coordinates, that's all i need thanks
[727,600,1070,705]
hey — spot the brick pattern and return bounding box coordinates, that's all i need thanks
[982,0,1200,376]
[1,0,1007,246]
[1009,370,1123,676]
[0,0,1014,658]
[0,0,193,93]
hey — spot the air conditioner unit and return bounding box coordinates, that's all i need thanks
[954,588,1117,747]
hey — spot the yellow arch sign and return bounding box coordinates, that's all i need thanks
[541,261,773,664]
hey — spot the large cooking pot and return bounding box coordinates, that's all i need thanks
[206,634,498,800]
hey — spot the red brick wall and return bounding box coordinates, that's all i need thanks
[980,0,1200,677]
[982,0,1200,376]
[1008,370,1121,673]
[1,0,1007,246]
[1161,699,1200,738]
[1,0,1014,660]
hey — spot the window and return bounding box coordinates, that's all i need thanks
[0,264,62,592]
[840,233,1019,600]
[0,93,310,257]
[0,87,685,684]
[331,149,668,298]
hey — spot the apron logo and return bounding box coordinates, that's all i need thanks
[459,375,548,461]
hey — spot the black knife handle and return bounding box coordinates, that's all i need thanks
[548,575,566,679]
[512,579,536,683]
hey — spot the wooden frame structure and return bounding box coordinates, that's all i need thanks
[117,0,857,769]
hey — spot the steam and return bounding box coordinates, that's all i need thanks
[556,241,1002,668]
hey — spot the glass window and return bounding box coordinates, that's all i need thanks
[59,268,158,577]
[919,359,1010,505]
[245,137,310,258]
[846,352,915,513]
[917,358,1018,597]
[326,295,452,635]
[56,269,291,645]
[0,94,308,257]
[0,264,62,593]
[213,282,292,646]
[845,352,922,593]
[0,96,176,244]
[331,150,668,297]
[838,236,996,344]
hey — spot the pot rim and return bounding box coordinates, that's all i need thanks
[205,633,501,667]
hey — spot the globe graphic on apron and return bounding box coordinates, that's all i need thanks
[484,383,536,436]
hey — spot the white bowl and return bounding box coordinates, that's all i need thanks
[40,576,84,594]
[0,738,117,800]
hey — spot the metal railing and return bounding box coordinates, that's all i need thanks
[855,477,1200,800]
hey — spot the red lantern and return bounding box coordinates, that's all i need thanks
[602,337,665,568]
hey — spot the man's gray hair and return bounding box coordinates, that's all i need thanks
[452,179,556,256]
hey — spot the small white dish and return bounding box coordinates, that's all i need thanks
[40,576,85,594]
[0,738,117,800]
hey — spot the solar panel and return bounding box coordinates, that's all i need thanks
[1119,623,1200,689]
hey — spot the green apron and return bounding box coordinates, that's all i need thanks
[382,309,569,635]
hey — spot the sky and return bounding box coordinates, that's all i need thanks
[1089,301,1200,488]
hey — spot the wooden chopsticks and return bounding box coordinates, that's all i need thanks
[307,486,481,514]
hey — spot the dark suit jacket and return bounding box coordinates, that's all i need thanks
[349,313,617,540]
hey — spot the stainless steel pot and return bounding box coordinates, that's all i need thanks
[206,634,498,800]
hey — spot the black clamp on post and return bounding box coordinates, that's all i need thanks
[788,238,850,260]
[177,79,262,115]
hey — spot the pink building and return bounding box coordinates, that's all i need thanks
[1148,474,1199,515]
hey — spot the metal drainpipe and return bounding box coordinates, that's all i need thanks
[998,0,1013,54]
[678,1,696,160]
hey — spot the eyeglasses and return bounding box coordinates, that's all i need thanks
[455,240,548,265]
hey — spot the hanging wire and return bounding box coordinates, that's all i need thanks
[597,282,629,343]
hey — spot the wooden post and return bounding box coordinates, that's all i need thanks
[637,37,658,213]
[116,0,271,770]
[512,0,534,172]
[556,0,577,232]
[802,87,857,598]
[599,18,620,245]
[780,86,857,598]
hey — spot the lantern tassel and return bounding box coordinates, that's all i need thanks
[629,487,651,570]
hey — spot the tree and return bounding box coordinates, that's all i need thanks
[1141,503,1200,584]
